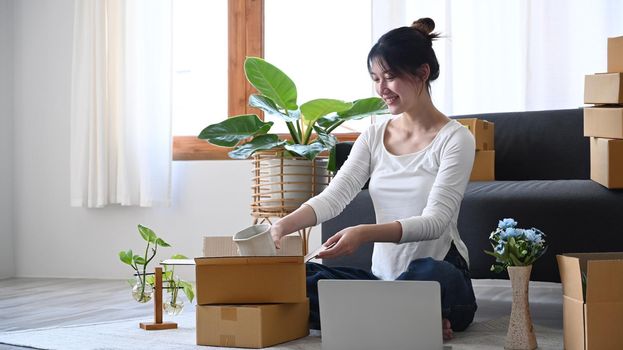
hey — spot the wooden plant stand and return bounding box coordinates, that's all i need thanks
[139,267,177,330]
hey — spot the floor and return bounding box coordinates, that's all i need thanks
[0,277,563,349]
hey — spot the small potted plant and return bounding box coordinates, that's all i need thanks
[118,225,170,303]
[484,218,548,350]
[146,254,195,316]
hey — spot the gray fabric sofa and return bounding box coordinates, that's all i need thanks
[321,108,623,282]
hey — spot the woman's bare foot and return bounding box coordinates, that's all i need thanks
[442,318,453,340]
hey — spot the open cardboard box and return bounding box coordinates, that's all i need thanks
[195,235,306,305]
[557,253,623,350]
[196,300,309,348]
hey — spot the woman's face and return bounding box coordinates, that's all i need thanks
[369,60,425,115]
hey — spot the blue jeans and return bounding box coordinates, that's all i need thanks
[306,243,477,331]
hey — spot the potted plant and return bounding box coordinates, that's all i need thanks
[198,57,387,214]
[118,225,170,303]
[197,57,387,171]
[484,218,548,350]
[146,254,194,316]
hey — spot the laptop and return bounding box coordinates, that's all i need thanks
[318,280,443,350]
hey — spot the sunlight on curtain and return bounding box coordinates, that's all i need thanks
[70,0,172,208]
[373,0,623,116]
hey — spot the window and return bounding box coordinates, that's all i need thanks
[264,0,374,133]
[172,0,228,137]
[172,0,373,160]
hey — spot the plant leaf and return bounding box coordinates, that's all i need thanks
[145,275,155,285]
[171,254,188,260]
[228,134,286,159]
[316,114,340,129]
[285,142,327,160]
[327,145,337,172]
[138,224,155,242]
[248,94,299,122]
[156,237,170,247]
[133,255,146,266]
[338,97,388,121]
[180,281,195,303]
[198,114,273,147]
[244,57,298,110]
[313,125,338,150]
[300,99,352,126]
[119,250,133,266]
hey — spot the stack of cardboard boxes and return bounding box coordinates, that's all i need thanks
[583,35,623,189]
[195,236,309,348]
[457,118,495,181]
[556,35,623,350]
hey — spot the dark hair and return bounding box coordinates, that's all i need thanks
[367,18,441,92]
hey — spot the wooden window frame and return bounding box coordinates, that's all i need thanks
[172,0,358,161]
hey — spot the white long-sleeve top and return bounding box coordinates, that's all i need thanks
[305,119,475,280]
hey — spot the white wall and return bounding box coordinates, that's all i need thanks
[12,0,321,280]
[0,0,15,279]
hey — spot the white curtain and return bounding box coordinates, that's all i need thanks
[371,0,623,117]
[70,0,172,208]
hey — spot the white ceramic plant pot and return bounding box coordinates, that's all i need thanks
[263,158,329,208]
[233,224,276,256]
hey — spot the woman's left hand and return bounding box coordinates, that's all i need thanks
[317,225,366,259]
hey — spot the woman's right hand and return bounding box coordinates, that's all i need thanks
[270,222,285,249]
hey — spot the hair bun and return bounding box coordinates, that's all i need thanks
[412,18,435,35]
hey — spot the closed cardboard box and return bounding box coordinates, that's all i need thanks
[608,36,623,73]
[584,73,623,104]
[589,137,623,189]
[584,107,623,139]
[457,118,495,151]
[557,253,623,350]
[195,255,306,305]
[470,150,495,181]
[196,300,309,348]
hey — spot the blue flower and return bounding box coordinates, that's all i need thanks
[500,227,520,240]
[494,242,505,255]
[524,229,544,244]
[498,218,518,229]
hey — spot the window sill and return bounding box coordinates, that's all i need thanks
[172,133,360,161]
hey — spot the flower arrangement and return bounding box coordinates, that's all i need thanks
[484,218,548,273]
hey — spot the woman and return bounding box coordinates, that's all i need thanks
[271,18,477,340]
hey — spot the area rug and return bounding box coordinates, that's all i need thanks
[0,311,562,350]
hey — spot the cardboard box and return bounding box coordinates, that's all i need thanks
[584,107,623,139]
[584,73,623,104]
[196,300,309,348]
[203,235,303,257]
[557,253,623,350]
[457,118,495,151]
[195,254,306,305]
[470,150,495,181]
[590,137,623,188]
[608,36,623,73]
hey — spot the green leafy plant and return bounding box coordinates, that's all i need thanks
[198,57,388,171]
[484,218,548,273]
[119,225,170,303]
[146,254,195,309]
